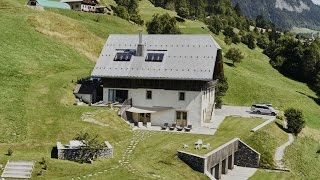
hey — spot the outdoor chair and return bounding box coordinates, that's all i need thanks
[195,139,203,146]
[184,125,192,132]
[194,144,200,150]
[183,144,189,148]
[202,143,210,149]
[161,123,169,130]
[169,124,176,130]
[177,125,184,131]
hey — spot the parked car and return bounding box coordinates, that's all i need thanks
[251,104,277,116]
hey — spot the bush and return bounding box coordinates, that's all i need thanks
[114,6,129,20]
[225,48,244,66]
[284,108,305,135]
[7,148,13,156]
[130,14,144,25]
[224,36,232,45]
[146,13,181,34]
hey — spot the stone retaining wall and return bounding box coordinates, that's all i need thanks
[177,151,205,173]
[235,140,260,168]
[57,141,113,161]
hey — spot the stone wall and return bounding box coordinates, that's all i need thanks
[57,141,113,161]
[177,151,205,173]
[58,146,113,160]
[234,140,260,168]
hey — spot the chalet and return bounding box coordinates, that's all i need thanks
[61,0,107,13]
[91,34,223,128]
[27,0,71,10]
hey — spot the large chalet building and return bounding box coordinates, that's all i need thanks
[91,34,222,128]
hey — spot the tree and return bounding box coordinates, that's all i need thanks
[176,0,189,18]
[256,15,267,28]
[234,3,242,16]
[146,14,181,34]
[223,26,235,38]
[73,132,105,163]
[247,33,256,49]
[114,6,129,20]
[232,33,241,44]
[225,48,244,66]
[177,7,190,18]
[224,36,232,45]
[256,35,270,49]
[284,108,305,135]
[130,14,144,25]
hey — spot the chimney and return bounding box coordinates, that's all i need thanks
[136,33,144,57]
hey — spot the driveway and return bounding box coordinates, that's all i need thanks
[212,105,276,129]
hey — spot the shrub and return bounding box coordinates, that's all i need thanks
[284,108,305,135]
[224,36,232,45]
[114,6,129,20]
[225,48,244,66]
[7,148,13,156]
[146,13,181,34]
[130,14,144,25]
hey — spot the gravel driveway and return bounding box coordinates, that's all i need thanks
[213,105,276,129]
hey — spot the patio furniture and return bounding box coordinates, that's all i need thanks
[195,139,203,146]
[194,144,200,149]
[202,143,210,149]
[177,125,184,131]
[169,124,176,130]
[146,122,151,128]
[184,125,192,132]
[138,122,144,128]
[161,123,169,130]
[183,144,189,148]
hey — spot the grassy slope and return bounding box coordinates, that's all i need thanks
[138,0,320,179]
[0,0,137,179]
[130,117,264,179]
[1,0,319,179]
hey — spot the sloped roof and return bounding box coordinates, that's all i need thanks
[91,34,221,81]
[37,0,71,9]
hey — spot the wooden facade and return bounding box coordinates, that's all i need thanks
[103,78,216,91]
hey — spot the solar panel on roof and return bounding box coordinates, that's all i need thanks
[145,53,164,62]
[114,52,133,61]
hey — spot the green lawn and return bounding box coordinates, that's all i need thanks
[1,0,320,179]
[250,170,296,180]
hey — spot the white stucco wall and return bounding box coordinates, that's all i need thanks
[201,88,215,125]
[81,4,95,12]
[75,93,92,104]
[103,88,203,127]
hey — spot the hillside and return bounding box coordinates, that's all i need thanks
[0,0,320,179]
[231,0,320,30]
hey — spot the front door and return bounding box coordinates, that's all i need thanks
[176,111,187,126]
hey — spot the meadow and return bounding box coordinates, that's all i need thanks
[0,0,319,179]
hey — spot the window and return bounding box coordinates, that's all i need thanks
[179,92,185,101]
[146,90,152,99]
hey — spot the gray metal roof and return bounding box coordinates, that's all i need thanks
[91,34,221,81]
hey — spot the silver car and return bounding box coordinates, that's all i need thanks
[251,104,277,116]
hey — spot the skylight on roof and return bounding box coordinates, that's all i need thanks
[145,53,164,62]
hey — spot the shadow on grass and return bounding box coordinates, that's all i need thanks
[51,146,58,159]
[296,91,320,106]
[224,62,235,67]
[275,121,289,133]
